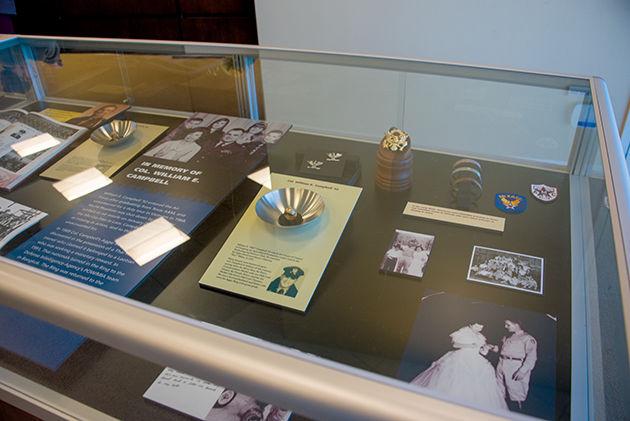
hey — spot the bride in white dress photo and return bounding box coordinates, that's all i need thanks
[410,323,507,410]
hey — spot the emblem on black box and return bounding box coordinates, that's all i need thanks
[326,152,343,162]
[306,160,323,170]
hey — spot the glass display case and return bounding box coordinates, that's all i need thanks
[0,34,628,420]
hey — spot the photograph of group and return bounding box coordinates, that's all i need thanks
[467,246,544,295]
[144,113,290,168]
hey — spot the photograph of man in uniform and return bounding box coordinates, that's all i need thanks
[144,130,204,163]
[494,320,537,411]
[267,266,304,298]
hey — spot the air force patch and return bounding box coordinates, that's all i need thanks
[530,184,558,203]
[495,193,527,214]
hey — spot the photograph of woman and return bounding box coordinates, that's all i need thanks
[411,323,508,410]
[206,117,230,142]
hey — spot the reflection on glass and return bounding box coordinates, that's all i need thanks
[11,133,60,157]
[52,167,112,201]
[115,217,189,266]
[247,166,272,189]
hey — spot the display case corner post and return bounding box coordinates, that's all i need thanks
[244,55,260,120]
[18,40,46,102]
[234,54,260,120]
[590,76,630,363]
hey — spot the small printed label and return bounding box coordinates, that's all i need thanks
[403,202,505,232]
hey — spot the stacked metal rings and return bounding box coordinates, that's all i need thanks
[450,159,483,207]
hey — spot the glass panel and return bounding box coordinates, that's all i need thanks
[0,37,627,421]
[0,40,36,107]
[35,41,245,115]
[574,135,630,419]
[257,56,589,169]
[0,310,298,420]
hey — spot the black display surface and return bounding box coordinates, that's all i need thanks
[0,105,572,420]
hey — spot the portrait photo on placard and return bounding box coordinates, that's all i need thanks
[266,265,305,299]
[398,291,557,420]
[380,229,435,279]
[467,246,544,295]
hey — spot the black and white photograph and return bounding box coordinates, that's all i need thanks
[467,246,544,295]
[66,103,129,129]
[380,229,435,279]
[398,291,557,420]
[18,113,82,140]
[0,114,86,190]
[144,129,205,163]
[143,367,291,421]
[0,109,28,132]
[206,389,291,421]
[0,198,47,248]
[0,148,48,173]
[143,113,291,167]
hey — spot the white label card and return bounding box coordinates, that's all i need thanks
[143,368,224,419]
[403,202,505,232]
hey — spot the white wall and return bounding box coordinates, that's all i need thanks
[255,0,630,128]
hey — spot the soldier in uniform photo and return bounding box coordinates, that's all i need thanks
[267,266,304,298]
[494,319,537,411]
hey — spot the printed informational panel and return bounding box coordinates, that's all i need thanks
[200,173,362,311]
[1,184,213,369]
